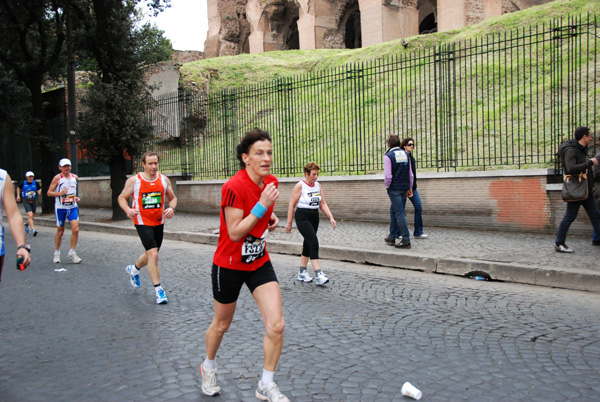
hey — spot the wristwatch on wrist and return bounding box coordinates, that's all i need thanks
[18,244,31,253]
[171,206,176,212]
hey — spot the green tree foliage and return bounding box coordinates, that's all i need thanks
[134,23,174,65]
[0,66,32,137]
[0,0,172,217]
[0,0,67,211]
[70,0,171,220]
[0,65,34,176]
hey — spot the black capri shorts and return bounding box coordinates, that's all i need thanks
[295,207,320,260]
[135,224,164,251]
[212,260,278,304]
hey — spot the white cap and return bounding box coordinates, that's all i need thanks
[59,158,72,167]
[25,171,34,177]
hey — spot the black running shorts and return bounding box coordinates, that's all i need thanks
[135,224,164,251]
[23,200,37,214]
[211,260,278,304]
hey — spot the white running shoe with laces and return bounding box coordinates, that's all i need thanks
[255,381,290,402]
[315,272,329,286]
[200,361,220,396]
[296,271,313,283]
[68,251,82,263]
[53,251,61,264]
[155,287,168,304]
[126,265,141,288]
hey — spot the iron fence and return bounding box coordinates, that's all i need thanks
[145,16,599,178]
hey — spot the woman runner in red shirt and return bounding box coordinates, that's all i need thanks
[200,128,289,402]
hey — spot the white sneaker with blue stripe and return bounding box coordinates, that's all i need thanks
[155,287,168,304]
[126,265,141,287]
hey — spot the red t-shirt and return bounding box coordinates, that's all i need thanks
[213,169,278,271]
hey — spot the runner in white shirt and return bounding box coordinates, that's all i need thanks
[47,158,81,263]
[285,161,336,285]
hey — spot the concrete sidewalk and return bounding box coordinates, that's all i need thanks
[34,208,600,292]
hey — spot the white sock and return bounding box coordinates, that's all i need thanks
[69,249,75,254]
[204,358,217,370]
[261,369,274,387]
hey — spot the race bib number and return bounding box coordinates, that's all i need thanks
[241,230,268,263]
[394,150,408,164]
[142,191,162,209]
[25,190,36,199]
[61,194,75,206]
[308,191,321,206]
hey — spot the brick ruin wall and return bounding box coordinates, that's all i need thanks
[204,0,553,58]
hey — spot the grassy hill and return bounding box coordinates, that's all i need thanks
[157,0,599,178]
[180,0,600,92]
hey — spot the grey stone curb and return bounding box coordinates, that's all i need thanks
[35,217,600,293]
[436,257,600,293]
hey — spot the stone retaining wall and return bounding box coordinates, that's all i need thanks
[78,169,594,236]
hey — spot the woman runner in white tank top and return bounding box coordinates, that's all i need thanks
[285,162,336,285]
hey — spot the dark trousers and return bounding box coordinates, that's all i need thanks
[593,183,600,242]
[555,192,600,246]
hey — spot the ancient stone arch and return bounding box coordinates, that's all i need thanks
[320,0,361,49]
[203,0,552,58]
[249,0,301,52]
[342,2,362,49]
[418,0,437,34]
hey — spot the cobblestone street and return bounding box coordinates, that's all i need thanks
[1,229,599,401]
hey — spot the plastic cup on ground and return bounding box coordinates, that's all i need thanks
[401,382,422,400]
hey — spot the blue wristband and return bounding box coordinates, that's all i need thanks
[251,202,268,219]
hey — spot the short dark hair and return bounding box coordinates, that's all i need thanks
[574,126,590,141]
[387,134,400,148]
[141,151,159,163]
[236,128,272,168]
[400,137,414,149]
[303,161,320,175]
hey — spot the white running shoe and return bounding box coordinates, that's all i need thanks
[68,251,82,263]
[126,265,141,288]
[296,271,313,283]
[256,381,290,402]
[315,272,329,286]
[155,287,168,304]
[53,251,61,264]
[200,361,220,396]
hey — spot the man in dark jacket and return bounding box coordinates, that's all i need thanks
[384,134,414,249]
[555,126,600,253]
[593,149,600,246]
